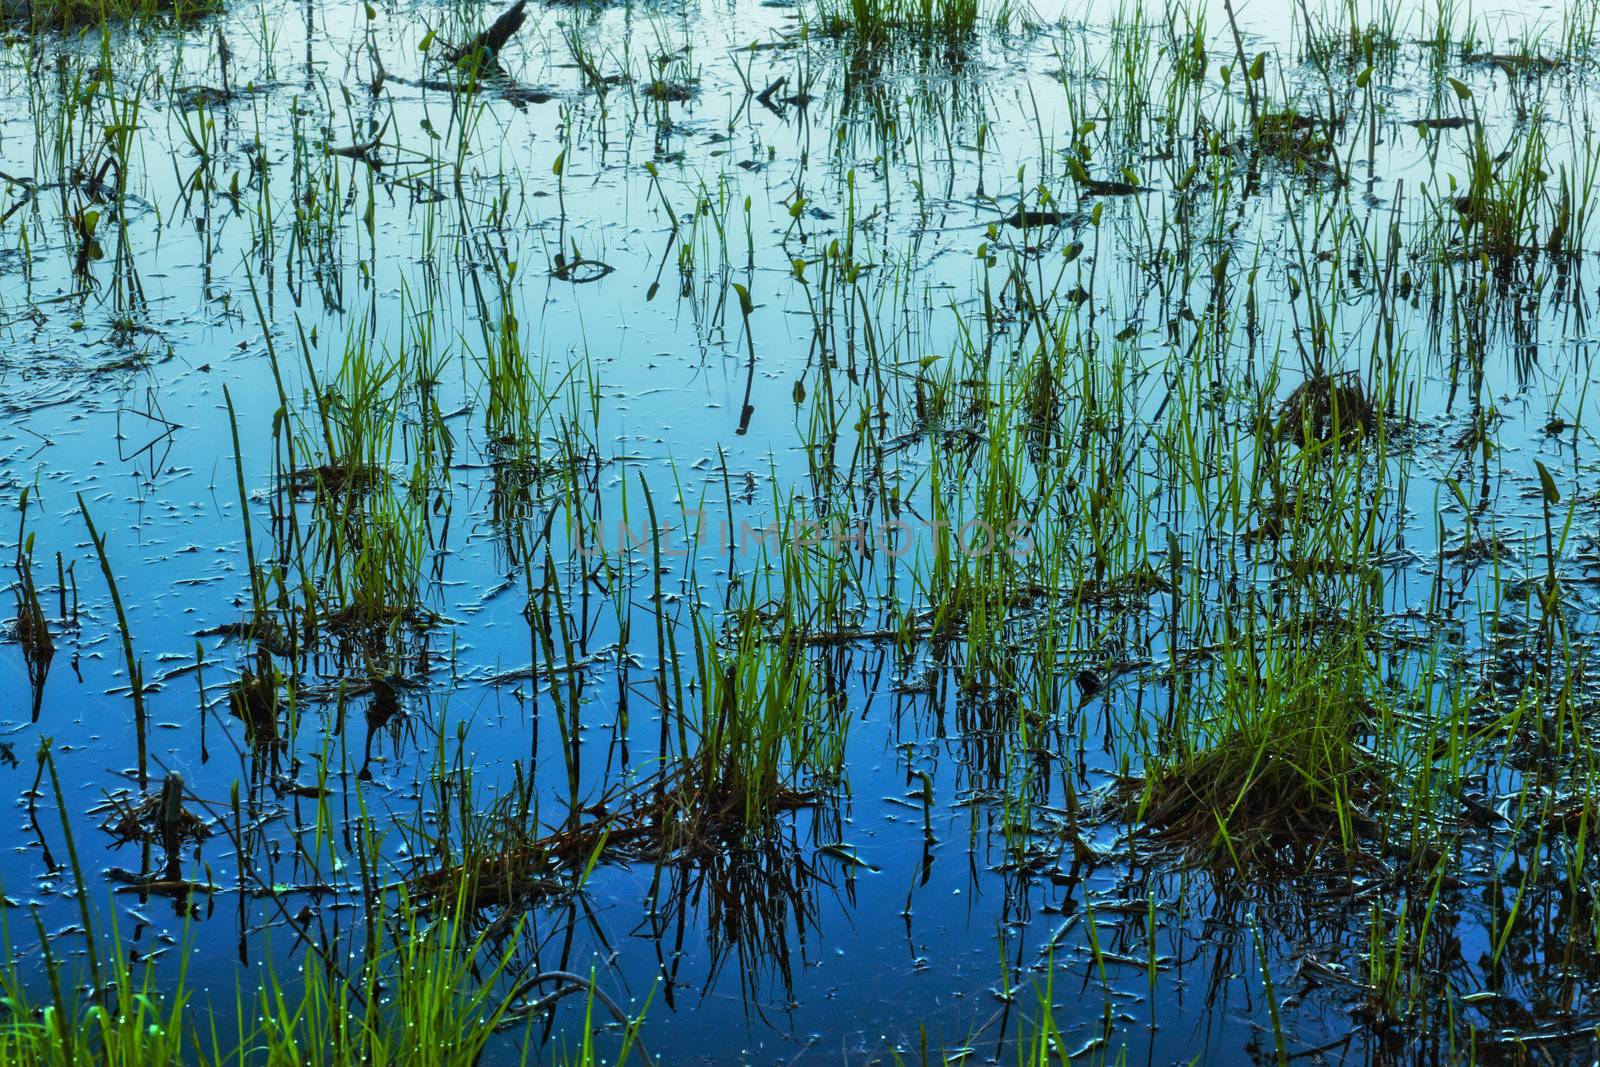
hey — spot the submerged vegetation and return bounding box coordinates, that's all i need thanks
[5,0,1600,1060]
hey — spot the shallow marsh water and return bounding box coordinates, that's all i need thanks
[4,0,1600,1062]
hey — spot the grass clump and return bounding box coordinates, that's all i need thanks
[3,0,219,29]
[811,0,982,60]
[248,894,525,1065]
[1135,618,1381,869]
[1298,0,1402,73]
[1437,113,1594,265]
[413,602,838,913]
[1254,108,1333,167]
[671,613,838,836]
[0,934,188,1067]
[0,885,649,1066]
[1273,370,1377,449]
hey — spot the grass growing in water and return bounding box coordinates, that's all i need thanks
[2,0,219,29]
[810,0,982,60]
[0,886,651,1065]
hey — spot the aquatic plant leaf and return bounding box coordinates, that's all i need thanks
[1534,460,1560,504]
